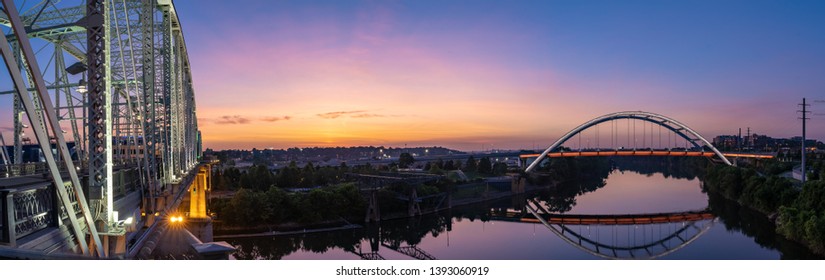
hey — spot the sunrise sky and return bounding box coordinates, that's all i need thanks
[174,0,824,151]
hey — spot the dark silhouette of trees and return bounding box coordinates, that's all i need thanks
[398,152,415,168]
[464,156,477,173]
[478,157,493,174]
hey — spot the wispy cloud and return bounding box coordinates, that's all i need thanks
[317,110,403,119]
[317,110,367,119]
[261,116,292,122]
[350,113,403,118]
[214,115,251,125]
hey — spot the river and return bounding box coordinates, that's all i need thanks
[221,158,820,259]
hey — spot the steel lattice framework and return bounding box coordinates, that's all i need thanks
[525,111,732,172]
[0,0,201,257]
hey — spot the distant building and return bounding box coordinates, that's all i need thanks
[713,135,739,150]
[711,133,824,153]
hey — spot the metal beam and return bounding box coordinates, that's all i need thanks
[525,111,733,172]
[142,0,158,213]
[83,0,108,256]
[0,0,103,257]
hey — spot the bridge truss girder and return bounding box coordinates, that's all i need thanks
[0,0,201,258]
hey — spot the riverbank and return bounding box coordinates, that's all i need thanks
[213,180,550,238]
[704,164,825,256]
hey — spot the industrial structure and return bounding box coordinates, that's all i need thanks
[0,0,220,259]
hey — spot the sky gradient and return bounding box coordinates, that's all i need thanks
[173,0,825,151]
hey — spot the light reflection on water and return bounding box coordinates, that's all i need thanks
[564,171,707,214]
[224,162,819,260]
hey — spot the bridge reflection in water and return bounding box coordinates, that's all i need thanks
[225,156,818,260]
[489,198,717,260]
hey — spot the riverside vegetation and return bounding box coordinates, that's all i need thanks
[209,154,509,229]
[703,158,825,254]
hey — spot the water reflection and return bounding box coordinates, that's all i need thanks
[522,198,717,259]
[223,157,820,259]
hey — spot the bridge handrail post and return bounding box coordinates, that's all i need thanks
[1,188,15,246]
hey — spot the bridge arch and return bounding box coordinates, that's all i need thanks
[525,111,732,172]
[523,199,716,259]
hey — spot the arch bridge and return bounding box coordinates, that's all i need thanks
[525,111,741,172]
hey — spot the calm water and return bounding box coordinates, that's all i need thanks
[223,160,820,260]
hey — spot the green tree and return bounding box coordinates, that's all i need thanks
[492,162,508,176]
[264,187,288,224]
[277,161,301,188]
[453,160,463,171]
[428,162,444,175]
[443,160,455,170]
[435,158,444,169]
[225,188,268,226]
[399,152,415,168]
[300,163,317,188]
[478,157,493,175]
[464,156,477,173]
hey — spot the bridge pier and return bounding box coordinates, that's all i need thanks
[184,164,213,242]
[92,230,127,259]
[189,165,210,218]
[365,190,380,223]
[512,176,526,194]
[408,188,421,217]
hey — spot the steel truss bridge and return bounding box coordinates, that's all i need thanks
[347,172,447,222]
[522,111,771,172]
[0,0,208,259]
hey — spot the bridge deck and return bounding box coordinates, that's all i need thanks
[500,211,714,225]
[519,151,774,159]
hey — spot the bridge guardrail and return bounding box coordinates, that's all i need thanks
[1,181,84,247]
[0,161,88,178]
[1,183,55,246]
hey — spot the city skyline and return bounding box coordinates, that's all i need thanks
[178,1,823,150]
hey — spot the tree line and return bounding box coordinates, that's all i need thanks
[211,154,512,228]
[213,183,366,226]
[213,154,510,192]
[704,161,825,254]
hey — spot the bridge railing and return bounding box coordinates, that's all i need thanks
[0,162,49,177]
[0,161,88,178]
[112,166,142,199]
[1,182,83,247]
[2,184,56,246]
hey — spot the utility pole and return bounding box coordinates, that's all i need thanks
[799,98,810,184]
[738,128,742,152]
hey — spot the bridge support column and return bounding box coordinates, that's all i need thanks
[365,190,380,223]
[94,231,127,259]
[185,218,213,243]
[408,188,421,217]
[189,165,210,218]
[512,176,526,194]
[186,164,212,242]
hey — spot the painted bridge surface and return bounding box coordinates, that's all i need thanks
[0,0,224,259]
[519,151,775,159]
